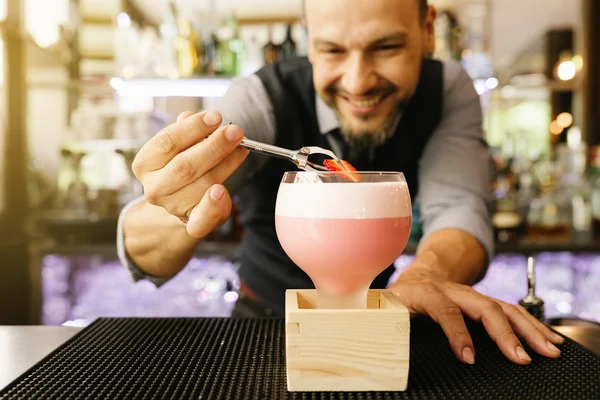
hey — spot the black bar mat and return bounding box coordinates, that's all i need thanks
[1,317,599,399]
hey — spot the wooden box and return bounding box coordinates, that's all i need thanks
[285,289,410,392]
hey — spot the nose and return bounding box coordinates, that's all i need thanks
[340,53,377,96]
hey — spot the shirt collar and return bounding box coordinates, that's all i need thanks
[315,93,340,135]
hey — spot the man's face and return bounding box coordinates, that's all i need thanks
[306,0,434,149]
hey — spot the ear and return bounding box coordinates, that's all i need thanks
[422,6,437,58]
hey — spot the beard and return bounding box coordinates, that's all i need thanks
[321,85,408,152]
[337,106,403,151]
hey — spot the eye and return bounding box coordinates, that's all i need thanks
[377,44,403,51]
[323,47,344,54]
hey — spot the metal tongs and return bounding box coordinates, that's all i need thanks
[239,138,339,172]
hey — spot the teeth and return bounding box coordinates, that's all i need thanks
[347,96,383,107]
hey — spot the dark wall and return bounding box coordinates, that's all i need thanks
[583,0,600,146]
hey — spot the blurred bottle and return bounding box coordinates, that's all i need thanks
[526,167,572,242]
[157,1,180,78]
[492,157,523,242]
[204,32,221,75]
[241,35,265,76]
[219,15,244,75]
[493,189,523,243]
[59,149,89,218]
[194,30,206,75]
[138,25,160,78]
[263,26,280,64]
[517,169,536,223]
[114,12,139,78]
[280,24,296,58]
[568,178,592,241]
[173,8,200,78]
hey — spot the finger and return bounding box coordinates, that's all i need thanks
[499,303,561,358]
[177,111,195,121]
[406,283,475,365]
[186,184,232,239]
[133,110,223,174]
[515,304,565,345]
[155,124,244,197]
[153,147,249,218]
[444,286,531,365]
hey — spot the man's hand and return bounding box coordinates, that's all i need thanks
[388,274,565,365]
[132,110,249,239]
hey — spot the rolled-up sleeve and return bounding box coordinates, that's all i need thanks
[417,61,495,264]
[116,195,173,287]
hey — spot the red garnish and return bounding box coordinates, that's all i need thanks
[323,159,361,182]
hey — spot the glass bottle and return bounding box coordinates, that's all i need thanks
[204,32,220,75]
[241,35,264,76]
[280,24,296,58]
[526,173,572,242]
[263,26,279,64]
[194,29,206,75]
[174,12,199,78]
[157,1,180,78]
[219,15,244,76]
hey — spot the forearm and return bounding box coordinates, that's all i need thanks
[122,200,202,278]
[399,228,487,286]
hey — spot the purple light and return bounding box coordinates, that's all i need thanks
[41,252,600,325]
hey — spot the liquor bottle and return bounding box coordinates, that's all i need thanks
[204,32,220,75]
[194,30,206,75]
[491,157,523,242]
[219,15,244,76]
[526,173,572,242]
[280,24,296,58]
[263,26,279,64]
[241,35,265,76]
[173,6,199,78]
[157,1,179,78]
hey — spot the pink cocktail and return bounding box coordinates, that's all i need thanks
[275,171,412,309]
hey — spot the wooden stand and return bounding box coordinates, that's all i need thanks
[285,289,410,392]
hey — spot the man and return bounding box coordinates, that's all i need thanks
[118,0,564,366]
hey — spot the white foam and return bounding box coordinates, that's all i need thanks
[275,181,411,219]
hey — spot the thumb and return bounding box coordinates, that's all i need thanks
[186,184,232,239]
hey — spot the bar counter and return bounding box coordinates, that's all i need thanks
[1,317,599,398]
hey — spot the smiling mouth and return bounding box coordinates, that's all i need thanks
[340,91,392,112]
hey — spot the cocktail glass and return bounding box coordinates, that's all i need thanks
[275,171,412,309]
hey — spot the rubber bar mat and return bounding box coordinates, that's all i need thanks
[1,317,599,399]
